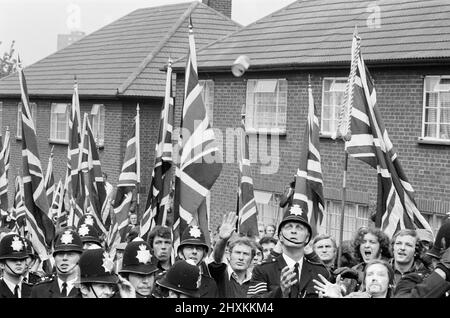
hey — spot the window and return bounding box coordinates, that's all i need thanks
[199,80,214,125]
[321,78,347,136]
[324,199,370,244]
[90,104,105,147]
[17,102,37,139]
[422,76,450,141]
[246,79,287,133]
[50,103,69,143]
[254,190,283,229]
[423,213,449,236]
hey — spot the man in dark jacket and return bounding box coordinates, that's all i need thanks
[247,207,329,298]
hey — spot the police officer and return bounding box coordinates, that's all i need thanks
[119,239,158,298]
[77,223,103,250]
[31,228,83,298]
[156,259,201,298]
[247,207,330,298]
[77,248,135,298]
[177,225,218,297]
[0,234,32,298]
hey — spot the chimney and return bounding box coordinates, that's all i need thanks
[202,0,232,19]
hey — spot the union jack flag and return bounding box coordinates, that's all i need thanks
[44,146,55,206]
[12,174,26,231]
[0,128,10,218]
[344,32,432,239]
[173,19,222,251]
[237,108,259,238]
[67,79,84,227]
[140,59,174,239]
[79,113,109,235]
[108,113,139,256]
[290,80,325,237]
[18,64,55,260]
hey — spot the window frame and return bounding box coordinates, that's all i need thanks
[49,103,70,144]
[16,102,37,140]
[199,80,214,126]
[324,199,370,244]
[421,76,450,143]
[89,104,105,147]
[245,78,287,135]
[320,77,348,137]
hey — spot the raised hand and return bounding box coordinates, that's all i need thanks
[280,265,298,297]
[218,211,238,240]
[313,273,343,298]
[117,275,136,298]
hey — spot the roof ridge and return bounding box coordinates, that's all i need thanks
[117,1,200,95]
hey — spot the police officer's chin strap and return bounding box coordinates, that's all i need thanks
[5,262,23,277]
[281,232,309,246]
[90,285,99,298]
[56,262,78,275]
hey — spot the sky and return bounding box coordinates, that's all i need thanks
[0,0,296,67]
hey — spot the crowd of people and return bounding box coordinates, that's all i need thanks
[0,201,449,299]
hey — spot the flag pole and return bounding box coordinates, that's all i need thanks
[136,103,141,217]
[336,27,359,266]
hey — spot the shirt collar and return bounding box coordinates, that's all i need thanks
[282,253,303,268]
[226,264,252,284]
[58,276,77,292]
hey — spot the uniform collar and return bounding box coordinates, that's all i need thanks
[2,276,22,296]
[58,276,77,294]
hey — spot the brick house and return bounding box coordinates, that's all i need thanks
[0,1,239,217]
[172,0,450,241]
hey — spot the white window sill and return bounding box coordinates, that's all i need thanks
[245,128,286,136]
[417,137,450,146]
[16,136,22,141]
[49,139,69,145]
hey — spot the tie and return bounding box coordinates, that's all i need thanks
[290,263,300,298]
[61,282,68,297]
[14,285,19,298]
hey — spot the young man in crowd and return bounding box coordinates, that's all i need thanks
[147,226,173,272]
[390,229,430,287]
[247,207,329,298]
[208,211,255,298]
[259,236,277,261]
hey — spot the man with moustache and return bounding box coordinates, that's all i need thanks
[0,234,32,298]
[31,228,84,298]
[247,207,329,298]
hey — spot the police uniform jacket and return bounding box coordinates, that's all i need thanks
[0,278,32,298]
[247,254,330,298]
[393,271,450,298]
[30,276,82,298]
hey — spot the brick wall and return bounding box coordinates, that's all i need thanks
[0,97,162,219]
[202,0,232,18]
[175,64,450,231]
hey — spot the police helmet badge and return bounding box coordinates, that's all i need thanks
[11,236,24,252]
[136,244,151,264]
